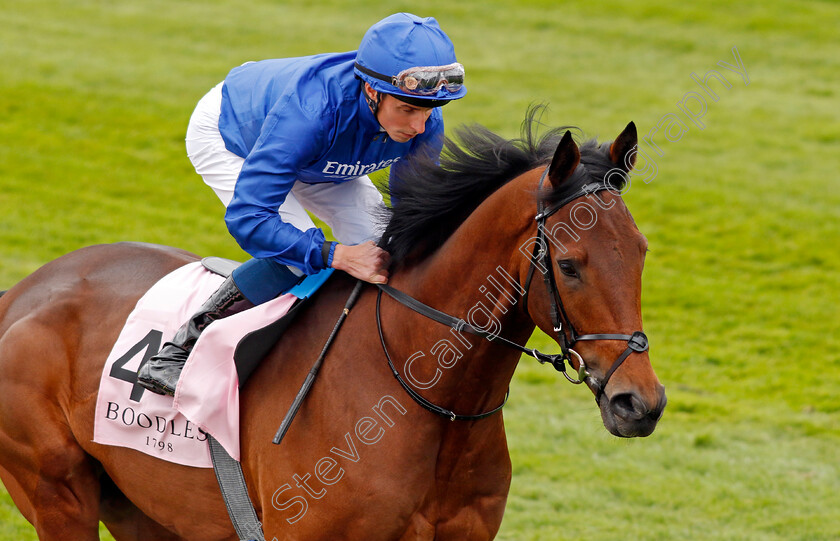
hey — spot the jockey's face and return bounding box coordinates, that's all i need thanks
[364,83,433,143]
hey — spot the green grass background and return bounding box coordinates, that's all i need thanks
[1,0,838,539]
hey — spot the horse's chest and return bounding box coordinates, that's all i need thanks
[394,454,510,540]
[398,494,508,541]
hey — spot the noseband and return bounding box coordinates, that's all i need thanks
[522,166,649,404]
[376,166,649,420]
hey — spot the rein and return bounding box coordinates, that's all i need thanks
[376,166,650,421]
[376,285,512,422]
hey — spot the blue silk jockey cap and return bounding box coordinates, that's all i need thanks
[354,13,468,103]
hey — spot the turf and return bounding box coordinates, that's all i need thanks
[1,0,838,539]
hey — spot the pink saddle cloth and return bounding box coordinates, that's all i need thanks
[93,262,304,467]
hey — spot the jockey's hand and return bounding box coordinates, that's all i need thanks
[331,241,391,284]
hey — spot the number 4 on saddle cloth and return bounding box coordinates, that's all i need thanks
[92,258,331,467]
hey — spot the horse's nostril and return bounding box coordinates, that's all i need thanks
[610,392,646,421]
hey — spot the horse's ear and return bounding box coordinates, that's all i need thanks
[609,121,638,172]
[548,130,580,188]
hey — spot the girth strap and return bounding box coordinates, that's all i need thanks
[207,435,265,541]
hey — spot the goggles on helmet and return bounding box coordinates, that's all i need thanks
[355,62,465,96]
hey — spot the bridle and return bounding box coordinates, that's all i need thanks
[522,166,650,404]
[376,166,649,421]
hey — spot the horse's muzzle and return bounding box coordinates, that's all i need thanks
[599,385,667,438]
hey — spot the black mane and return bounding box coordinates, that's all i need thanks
[380,105,626,264]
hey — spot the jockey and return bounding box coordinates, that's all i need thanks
[138,13,466,396]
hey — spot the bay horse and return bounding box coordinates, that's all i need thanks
[0,111,665,540]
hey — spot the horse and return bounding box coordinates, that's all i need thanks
[0,110,666,540]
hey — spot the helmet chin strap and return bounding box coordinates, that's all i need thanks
[363,85,389,140]
[364,89,380,114]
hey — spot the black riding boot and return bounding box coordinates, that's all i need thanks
[137,276,254,396]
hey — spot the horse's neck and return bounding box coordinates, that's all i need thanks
[388,180,536,415]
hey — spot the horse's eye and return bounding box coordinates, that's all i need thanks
[558,260,579,278]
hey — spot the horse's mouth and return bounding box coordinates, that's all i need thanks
[599,388,667,438]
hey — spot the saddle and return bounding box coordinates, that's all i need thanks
[200,257,326,387]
